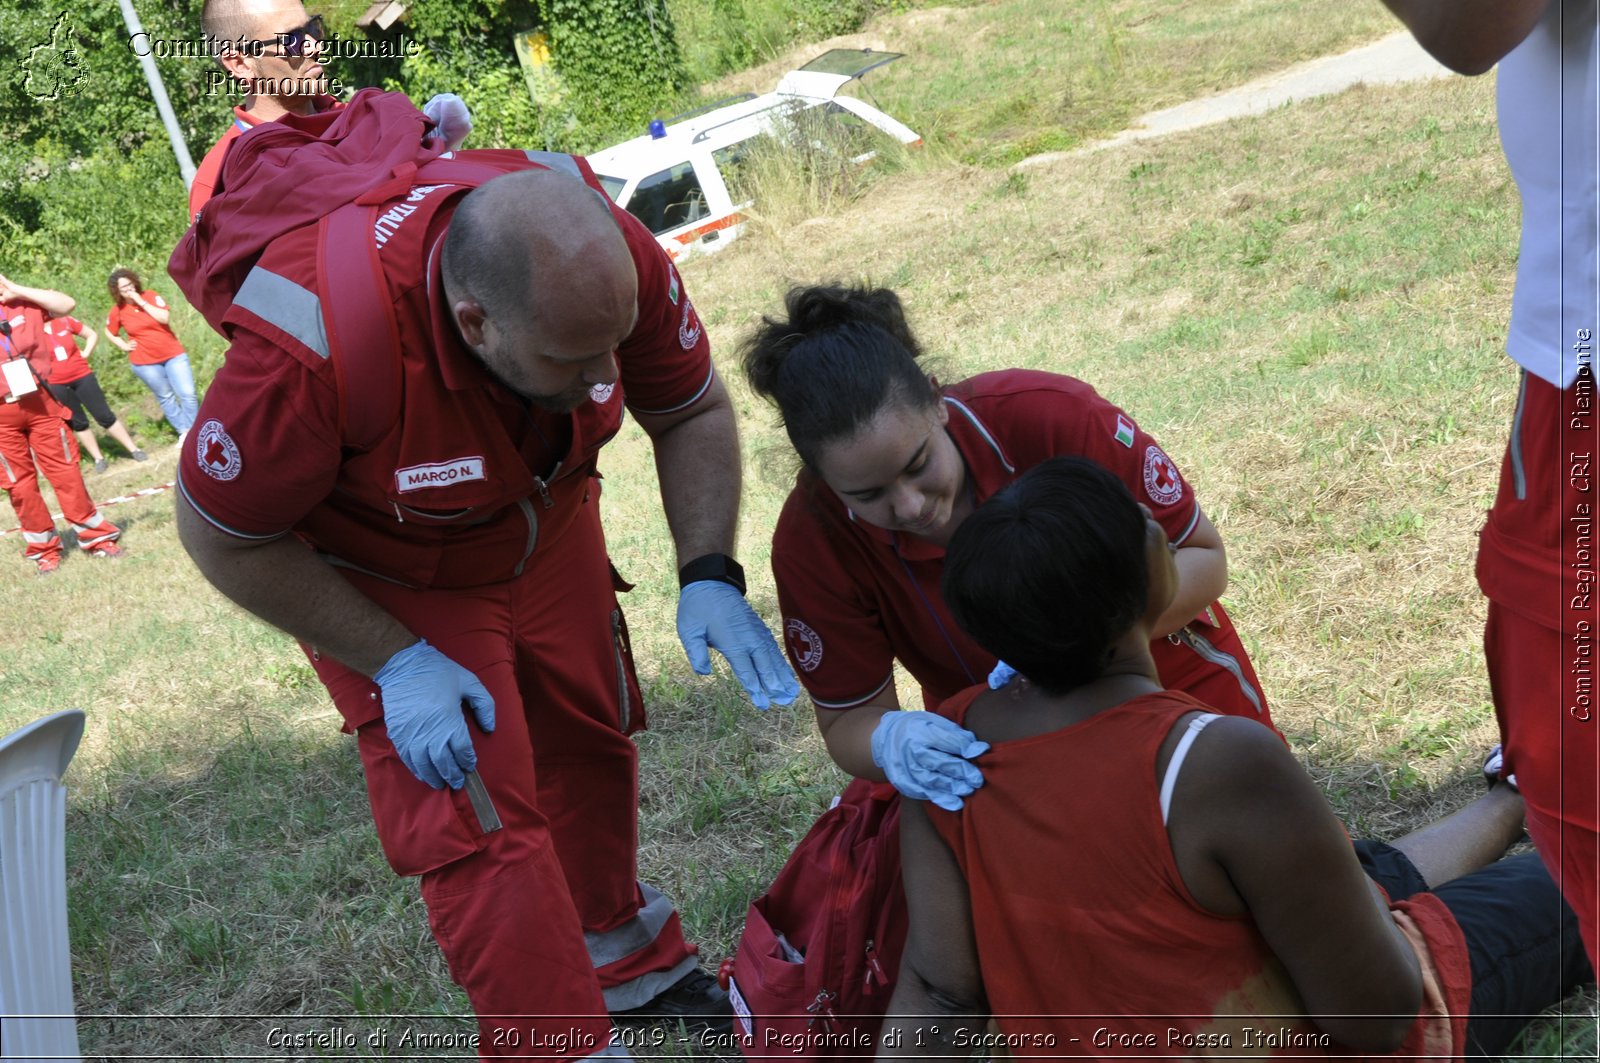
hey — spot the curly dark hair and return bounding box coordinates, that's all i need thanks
[107,268,144,306]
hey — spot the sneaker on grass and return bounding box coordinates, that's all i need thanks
[87,541,125,560]
[93,457,108,474]
[1484,744,1519,792]
[132,449,149,461]
[610,968,732,1034]
[35,555,60,575]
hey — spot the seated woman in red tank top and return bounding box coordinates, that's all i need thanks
[880,458,1590,1061]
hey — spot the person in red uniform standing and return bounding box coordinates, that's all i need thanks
[171,92,797,1056]
[0,275,124,572]
[104,269,199,443]
[1381,0,1600,970]
[881,458,1590,1059]
[742,284,1271,809]
[31,313,148,473]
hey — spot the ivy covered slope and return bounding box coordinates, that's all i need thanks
[3,1,896,288]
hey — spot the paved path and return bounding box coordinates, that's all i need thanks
[1017,31,1453,168]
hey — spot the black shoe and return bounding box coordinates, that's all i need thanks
[610,968,732,1034]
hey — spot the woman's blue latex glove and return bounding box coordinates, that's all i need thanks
[871,710,991,811]
[677,581,800,710]
[988,660,1019,689]
[374,639,496,790]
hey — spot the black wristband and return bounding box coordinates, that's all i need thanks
[678,553,746,596]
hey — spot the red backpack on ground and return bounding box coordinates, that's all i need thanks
[725,777,908,1062]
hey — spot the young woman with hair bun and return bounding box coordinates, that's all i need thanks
[742,283,1274,808]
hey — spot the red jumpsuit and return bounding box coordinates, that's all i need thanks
[178,151,715,1054]
[772,370,1273,724]
[0,302,121,565]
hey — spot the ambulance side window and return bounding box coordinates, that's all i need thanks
[712,143,754,203]
[626,163,709,235]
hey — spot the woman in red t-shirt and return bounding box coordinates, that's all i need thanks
[33,314,148,472]
[105,268,198,442]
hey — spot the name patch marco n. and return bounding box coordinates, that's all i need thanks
[395,456,486,493]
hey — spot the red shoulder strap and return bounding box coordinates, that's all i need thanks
[318,204,401,452]
[315,152,599,451]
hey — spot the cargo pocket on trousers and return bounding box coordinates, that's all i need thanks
[610,607,648,736]
[354,722,492,877]
[608,560,647,735]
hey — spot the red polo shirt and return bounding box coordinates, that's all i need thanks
[106,291,185,366]
[34,317,92,384]
[773,370,1250,711]
[0,301,47,400]
[178,162,713,589]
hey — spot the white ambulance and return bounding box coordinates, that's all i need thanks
[588,49,920,263]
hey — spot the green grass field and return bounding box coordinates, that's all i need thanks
[3,1,1595,1058]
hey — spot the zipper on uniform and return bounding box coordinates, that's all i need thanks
[805,989,838,1030]
[533,461,562,509]
[1173,626,1264,715]
[863,938,886,993]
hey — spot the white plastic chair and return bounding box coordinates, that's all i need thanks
[0,709,85,1063]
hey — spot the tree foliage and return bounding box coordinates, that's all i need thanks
[1,1,888,289]
[535,0,684,149]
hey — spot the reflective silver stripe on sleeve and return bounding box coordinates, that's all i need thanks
[523,150,582,178]
[809,673,895,710]
[627,364,715,416]
[176,472,289,542]
[233,267,330,360]
[1172,505,1203,547]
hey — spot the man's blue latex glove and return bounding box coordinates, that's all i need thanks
[374,639,496,791]
[677,581,801,710]
[871,710,991,812]
[988,660,1019,689]
[422,93,473,151]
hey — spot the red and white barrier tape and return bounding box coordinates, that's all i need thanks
[0,480,176,537]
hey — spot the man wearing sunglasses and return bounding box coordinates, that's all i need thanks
[191,0,337,219]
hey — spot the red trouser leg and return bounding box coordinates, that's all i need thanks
[18,396,120,550]
[504,495,696,1007]
[0,399,62,562]
[1486,604,1600,971]
[307,483,694,1053]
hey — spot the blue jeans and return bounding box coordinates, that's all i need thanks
[129,355,198,434]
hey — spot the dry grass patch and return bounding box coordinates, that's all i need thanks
[2,13,1584,1057]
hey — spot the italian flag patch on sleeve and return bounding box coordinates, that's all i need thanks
[1114,414,1136,448]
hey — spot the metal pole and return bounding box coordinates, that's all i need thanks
[118,0,197,187]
